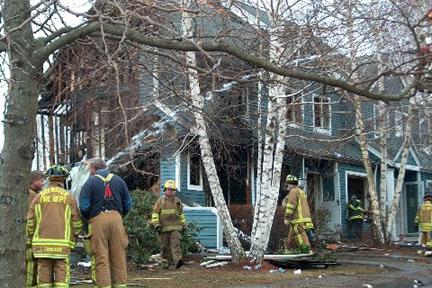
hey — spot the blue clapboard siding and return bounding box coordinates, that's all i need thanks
[159,143,177,196]
[184,207,221,249]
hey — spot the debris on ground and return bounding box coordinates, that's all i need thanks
[293,269,302,275]
[206,252,314,261]
[203,260,230,268]
[325,241,383,253]
[139,263,159,270]
[243,265,253,271]
[414,279,425,286]
[206,247,231,255]
[267,252,338,269]
[362,284,373,288]
[269,267,285,273]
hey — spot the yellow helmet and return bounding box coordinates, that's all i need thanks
[163,179,177,190]
[286,174,299,185]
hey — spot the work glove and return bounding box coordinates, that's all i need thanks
[306,229,315,241]
[153,223,162,234]
[284,218,290,225]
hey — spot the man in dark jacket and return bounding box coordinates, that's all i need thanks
[80,158,132,288]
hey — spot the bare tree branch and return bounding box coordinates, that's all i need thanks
[35,22,416,102]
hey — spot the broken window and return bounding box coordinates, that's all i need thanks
[286,95,303,125]
[187,146,203,190]
[313,96,330,132]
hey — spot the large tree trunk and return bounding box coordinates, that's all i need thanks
[378,101,388,228]
[353,96,385,244]
[251,72,264,240]
[385,105,413,239]
[0,0,41,285]
[249,24,288,261]
[181,2,245,262]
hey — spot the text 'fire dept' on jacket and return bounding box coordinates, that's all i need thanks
[27,186,82,258]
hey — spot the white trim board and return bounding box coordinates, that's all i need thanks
[175,154,181,192]
[344,171,367,205]
[393,147,421,168]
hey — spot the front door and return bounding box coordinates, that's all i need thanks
[309,170,340,235]
[405,182,419,235]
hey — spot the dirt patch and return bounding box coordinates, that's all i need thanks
[213,259,279,272]
[72,256,387,288]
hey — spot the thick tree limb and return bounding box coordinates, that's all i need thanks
[0,39,7,52]
[35,22,415,101]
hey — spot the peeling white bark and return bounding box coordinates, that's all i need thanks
[378,101,388,227]
[353,96,385,244]
[249,22,288,261]
[251,72,264,240]
[181,2,245,261]
[386,105,413,238]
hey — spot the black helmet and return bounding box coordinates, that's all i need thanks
[46,164,69,178]
[424,193,432,201]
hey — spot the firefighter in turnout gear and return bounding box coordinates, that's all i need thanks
[415,194,432,248]
[347,195,365,240]
[79,158,131,288]
[282,175,314,251]
[26,171,45,287]
[26,165,82,287]
[151,180,186,269]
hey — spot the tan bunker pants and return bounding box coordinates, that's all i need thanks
[89,211,129,287]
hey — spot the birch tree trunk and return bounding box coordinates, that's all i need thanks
[0,0,42,285]
[378,101,388,227]
[249,22,288,261]
[374,8,388,227]
[251,2,265,240]
[353,96,385,244]
[251,71,264,240]
[181,2,245,261]
[385,105,413,239]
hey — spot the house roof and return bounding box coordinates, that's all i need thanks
[284,128,376,165]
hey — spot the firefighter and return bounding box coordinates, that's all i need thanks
[282,175,314,251]
[347,195,365,240]
[26,165,82,287]
[415,193,432,249]
[151,180,186,269]
[26,171,45,288]
[79,158,131,287]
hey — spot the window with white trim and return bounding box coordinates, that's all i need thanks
[313,95,331,133]
[286,95,303,125]
[187,146,203,190]
[419,110,431,145]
